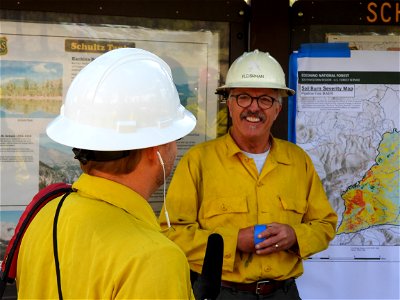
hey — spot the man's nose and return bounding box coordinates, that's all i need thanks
[248,97,261,110]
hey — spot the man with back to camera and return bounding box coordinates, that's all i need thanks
[15,48,197,299]
[159,49,338,300]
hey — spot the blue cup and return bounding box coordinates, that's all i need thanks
[254,224,267,244]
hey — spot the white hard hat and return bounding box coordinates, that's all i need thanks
[216,49,295,97]
[46,48,196,151]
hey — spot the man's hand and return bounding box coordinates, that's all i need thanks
[237,225,256,253]
[254,222,297,255]
[237,223,298,254]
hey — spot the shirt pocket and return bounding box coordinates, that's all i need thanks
[201,196,249,228]
[278,196,307,224]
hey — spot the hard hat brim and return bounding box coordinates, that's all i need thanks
[46,107,196,151]
[216,84,295,97]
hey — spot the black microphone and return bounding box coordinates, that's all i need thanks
[198,233,224,300]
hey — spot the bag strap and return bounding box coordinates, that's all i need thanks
[0,183,73,299]
[53,191,71,300]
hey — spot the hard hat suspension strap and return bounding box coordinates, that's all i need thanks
[72,148,131,165]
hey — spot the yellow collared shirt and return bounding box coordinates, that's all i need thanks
[17,173,194,299]
[160,133,337,283]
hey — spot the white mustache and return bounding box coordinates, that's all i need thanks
[240,111,266,122]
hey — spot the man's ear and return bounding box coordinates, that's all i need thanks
[226,98,233,117]
[145,146,162,165]
[149,146,164,166]
[273,103,282,120]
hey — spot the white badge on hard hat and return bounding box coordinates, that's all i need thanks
[216,49,295,97]
[46,48,196,151]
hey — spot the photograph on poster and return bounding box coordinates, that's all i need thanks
[1,60,63,118]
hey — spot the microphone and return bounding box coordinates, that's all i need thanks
[198,233,224,300]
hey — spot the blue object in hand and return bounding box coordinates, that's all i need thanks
[254,224,267,244]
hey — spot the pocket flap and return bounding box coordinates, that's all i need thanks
[279,197,307,214]
[203,196,248,218]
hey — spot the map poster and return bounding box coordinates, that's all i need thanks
[292,49,399,299]
[0,20,221,258]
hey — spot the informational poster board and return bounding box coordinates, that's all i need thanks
[0,20,222,258]
[289,44,399,299]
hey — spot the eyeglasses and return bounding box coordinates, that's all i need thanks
[230,94,277,110]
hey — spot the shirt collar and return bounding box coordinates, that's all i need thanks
[224,130,291,165]
[224,132,243,157]
[72,173,160,230]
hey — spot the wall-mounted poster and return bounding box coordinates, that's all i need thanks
[289,44,399,300]
[0,19,223,260]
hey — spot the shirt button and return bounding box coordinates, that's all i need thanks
[264,266,271,272]
[257,182,264,187]
[224,253,231,259]
[221,204,227,211]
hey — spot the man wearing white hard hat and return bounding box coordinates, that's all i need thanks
[15,48,196,299]
[160,50,337,299]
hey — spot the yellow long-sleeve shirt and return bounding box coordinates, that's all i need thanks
[17,173,194,300]
[160,133,337,283]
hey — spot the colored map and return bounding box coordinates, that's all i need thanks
[296,81,400,248]
[337,129,399,234]
[293,49,399,300]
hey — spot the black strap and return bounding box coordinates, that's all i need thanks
[53,192,71,300]
[0,281,6,300]
[72,148,130,165]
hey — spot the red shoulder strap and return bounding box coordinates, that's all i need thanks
[1,183,72,283]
